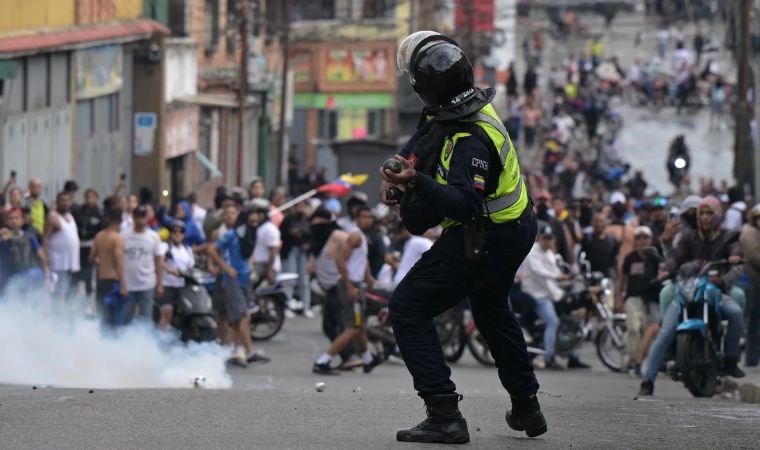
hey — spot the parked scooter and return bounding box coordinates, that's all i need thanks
[155,268,218,343]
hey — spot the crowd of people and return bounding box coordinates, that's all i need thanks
[1,167,757,385]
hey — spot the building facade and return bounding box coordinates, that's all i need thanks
[0,0,167,201]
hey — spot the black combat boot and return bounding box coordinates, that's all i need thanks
[722,356,746,378]
[505,394,547,438]
[396,393,470,444]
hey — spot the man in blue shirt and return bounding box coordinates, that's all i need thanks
[208,205,269,367]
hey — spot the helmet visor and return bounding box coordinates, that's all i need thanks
[397,31,441,74]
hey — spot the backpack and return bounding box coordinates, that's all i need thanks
[5,236,35,274]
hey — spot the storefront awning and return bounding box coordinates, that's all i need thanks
[0,19,169,57]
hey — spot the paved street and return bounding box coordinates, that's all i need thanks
[514,9,737,193]
[2,315,759,449]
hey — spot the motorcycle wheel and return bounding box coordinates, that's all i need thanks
[250,296,286,341]
[556,318,584,354]
[676,332,718,398]
[435,314,466,363]
[188,316,218,343]
[467,328,496,367]
[595,318,627,372]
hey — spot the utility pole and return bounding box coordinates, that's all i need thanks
[734,0,752,190]
[277,0,291,189]
[237,0,250,187]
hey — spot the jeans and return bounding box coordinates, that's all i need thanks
[283,247,311,311]
[534,297,559,360]
[743,280,760,366]
[123,289,155,324]
[390,216,539,398]
[643,297,744,382]
[660,282,746,318]
[52,270,75,299]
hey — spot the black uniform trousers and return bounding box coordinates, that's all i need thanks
[389,213,539,398]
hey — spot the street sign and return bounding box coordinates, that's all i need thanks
[134,112,157,156]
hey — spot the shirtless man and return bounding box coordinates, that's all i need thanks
[90,207,127,325]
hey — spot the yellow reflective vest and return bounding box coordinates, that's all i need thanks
[434,103,527,228]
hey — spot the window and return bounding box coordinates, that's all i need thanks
[367,110,384,136]
[169,0,188,36]
[76,99,93,139]
[108,94,120,132]
[317,110,338,140]
[204,0,220,54]
[363,0,396,19]
[227,0,238,55]
[25,55,49,111]
[77,93,119,138]
[266,0,283,37]
[292,0,335,21]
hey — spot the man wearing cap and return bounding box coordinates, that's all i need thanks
[740,204,760,366]
[380,31,545,443]
[616,226,662,373]
[121,205,163,323]
[639,196,745,396]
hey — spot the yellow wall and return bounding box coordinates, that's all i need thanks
[0,0,76,35]
[115,0,142,20]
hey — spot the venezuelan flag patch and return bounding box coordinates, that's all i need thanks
[473,174,485,191]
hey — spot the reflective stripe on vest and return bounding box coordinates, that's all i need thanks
[471,111,510,167]
[483,176,524,214]
[435,103,527,227]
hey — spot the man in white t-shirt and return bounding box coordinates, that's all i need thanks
[393,226,435,288]
[122,205,163,323]
[250,199,281,285]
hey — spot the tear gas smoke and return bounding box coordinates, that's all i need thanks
[0,286,231,389]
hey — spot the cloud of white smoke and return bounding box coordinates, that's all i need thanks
[0,287,232,389]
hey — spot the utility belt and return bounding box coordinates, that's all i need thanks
[458,200,533,261]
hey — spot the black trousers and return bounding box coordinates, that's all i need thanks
[389,214,539,398]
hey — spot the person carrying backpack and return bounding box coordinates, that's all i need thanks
[0,208,50,292]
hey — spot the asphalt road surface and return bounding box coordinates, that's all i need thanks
[2,315,759,449]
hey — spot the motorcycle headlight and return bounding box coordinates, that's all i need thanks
[679,279,698,302]
[674,157,686,169]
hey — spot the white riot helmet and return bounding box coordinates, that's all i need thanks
[397,31,443,74]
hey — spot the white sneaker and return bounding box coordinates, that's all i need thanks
[303,309,315,319]
[284,309,296,319]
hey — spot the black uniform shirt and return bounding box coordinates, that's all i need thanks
[411,135,495,223]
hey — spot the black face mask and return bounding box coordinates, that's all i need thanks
[681,211,698,230]
[310,222,339,257]
[579,206,593,226]
[536,203,550,221]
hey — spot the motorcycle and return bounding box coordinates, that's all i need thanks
[248,273,299,341]
[577,256,628,372]
[155,268,218,343]
[669,260,730,397]
[667,152,690,189]
[364,288,399,361]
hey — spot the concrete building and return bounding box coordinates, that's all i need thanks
[0,0,168,202]
[285,0,412,185]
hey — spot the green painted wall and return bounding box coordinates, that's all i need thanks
[142,0,169,26]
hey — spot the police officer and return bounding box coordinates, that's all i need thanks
[380,31,546,444]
